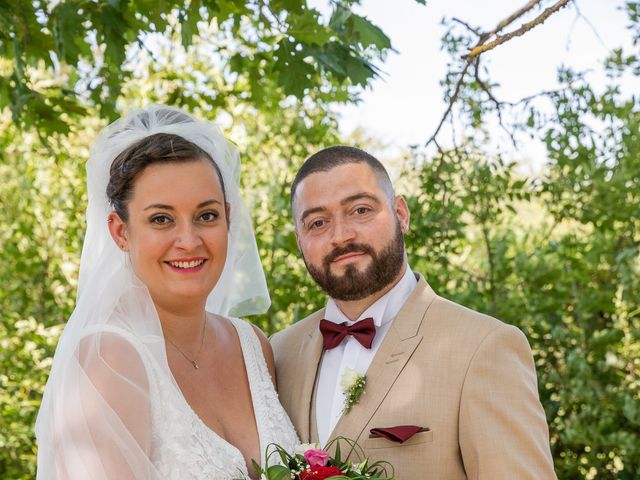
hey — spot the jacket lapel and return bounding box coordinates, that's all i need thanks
[327,275,436,445]
[291,309,325,443]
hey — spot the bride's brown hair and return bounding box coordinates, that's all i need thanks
[107,132,227,222]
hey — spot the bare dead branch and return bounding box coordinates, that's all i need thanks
[504,85,573,106]
[425,60,474,149]
[464,0,572,60]
[473,71,518,147]
[490,0,545,38]
[570,2,608,50]
[451,17,481,36]
[426,0,574,150]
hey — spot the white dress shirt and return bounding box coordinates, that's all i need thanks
[315,268,417,445]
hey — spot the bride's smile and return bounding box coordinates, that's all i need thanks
[109,158,229,307]
[165,257,207,271]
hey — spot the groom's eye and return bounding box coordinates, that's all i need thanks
[309,219,325,230]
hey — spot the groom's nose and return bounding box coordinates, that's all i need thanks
[331,216,356,245]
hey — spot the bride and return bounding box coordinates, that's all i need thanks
[35,105,299,479]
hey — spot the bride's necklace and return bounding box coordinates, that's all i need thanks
[165,316,207,370]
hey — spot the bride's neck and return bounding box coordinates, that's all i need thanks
[153,300,208,345]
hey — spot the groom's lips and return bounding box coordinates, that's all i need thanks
[332,252,366,263]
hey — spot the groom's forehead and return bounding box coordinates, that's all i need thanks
[294,161,379,196]
[292,166,388,224]
[293,162,391,206]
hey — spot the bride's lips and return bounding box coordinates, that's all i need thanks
[164,257,208,273]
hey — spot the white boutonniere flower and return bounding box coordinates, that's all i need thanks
[340,367,367,413]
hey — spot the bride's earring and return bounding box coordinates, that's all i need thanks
[118,243,131,268]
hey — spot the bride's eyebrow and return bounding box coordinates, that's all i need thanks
[144,203,174,211]
[196,199,222,208]
[143,199,221,211]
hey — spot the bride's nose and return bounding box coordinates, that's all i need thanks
[174,223,203,249]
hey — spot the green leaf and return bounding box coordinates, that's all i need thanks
[277,57,314,98]
[343,54,376,86]
[350,14,392,50]
[270,0,305,13]
[50,1,90,65]
[309,43,348,78]
[288,10,333,45]
[265,465,292,480]
[329,3,352,31]
[97,4,129,66]
[180,0,202,48]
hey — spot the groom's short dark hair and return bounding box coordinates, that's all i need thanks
[290,146,394,208]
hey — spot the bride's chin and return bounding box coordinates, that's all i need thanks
[149,285,214,307]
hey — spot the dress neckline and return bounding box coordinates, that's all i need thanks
[170,317,265,476]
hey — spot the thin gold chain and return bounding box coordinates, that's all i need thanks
[165,316,207,370]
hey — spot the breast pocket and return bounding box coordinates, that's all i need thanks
[363,428,433,450]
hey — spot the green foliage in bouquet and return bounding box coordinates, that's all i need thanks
[251,437,395,480]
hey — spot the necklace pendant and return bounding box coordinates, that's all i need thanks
[192,360,199,370]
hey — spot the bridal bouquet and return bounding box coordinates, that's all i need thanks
[252,438,395,480]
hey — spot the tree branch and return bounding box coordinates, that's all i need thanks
[425,60,474,150]
[473,70,518,147]
[489,0,545,38]
[426,0,574,149]
[464,0,572,61]
[451,17,481,36]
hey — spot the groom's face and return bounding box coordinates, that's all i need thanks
[292,162,409,301]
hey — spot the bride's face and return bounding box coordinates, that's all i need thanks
[108,158,229,310]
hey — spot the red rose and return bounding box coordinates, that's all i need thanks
[299,465,344,480]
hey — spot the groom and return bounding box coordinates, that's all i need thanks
[271,146,557,479]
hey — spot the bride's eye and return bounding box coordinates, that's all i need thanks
[199,211,219,222]
[150,214,172,225]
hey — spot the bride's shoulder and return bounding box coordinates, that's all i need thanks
[221,315,275,382]
[217,315,267,341]
[77,326,151,387]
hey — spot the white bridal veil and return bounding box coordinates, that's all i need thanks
[35,105,270,478]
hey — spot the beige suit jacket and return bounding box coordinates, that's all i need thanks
[271,274,556,479]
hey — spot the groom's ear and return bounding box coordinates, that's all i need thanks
[107,212,129,251]
[394,195,410,234]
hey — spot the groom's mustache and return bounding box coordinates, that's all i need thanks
[323,243,375,268]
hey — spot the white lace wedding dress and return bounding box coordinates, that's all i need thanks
[148,317,299,479]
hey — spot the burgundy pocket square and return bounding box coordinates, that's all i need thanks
[368,425,429,443]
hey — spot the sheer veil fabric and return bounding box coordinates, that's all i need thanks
[35,106,273,478]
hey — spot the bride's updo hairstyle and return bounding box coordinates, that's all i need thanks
[81,105,269,316]
[106,132,227,223]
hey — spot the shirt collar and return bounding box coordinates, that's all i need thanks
[324,267,418,327]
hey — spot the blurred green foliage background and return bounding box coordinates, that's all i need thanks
[0,1,638,479]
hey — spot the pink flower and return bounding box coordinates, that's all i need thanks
[303,449,330,467]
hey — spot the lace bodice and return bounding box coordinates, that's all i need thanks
[147,317,299,479]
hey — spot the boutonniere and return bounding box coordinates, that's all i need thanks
[340,367,367,413]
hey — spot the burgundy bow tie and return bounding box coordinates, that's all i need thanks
[319,317,376,350]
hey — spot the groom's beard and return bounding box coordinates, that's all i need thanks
[303,221,405,301]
